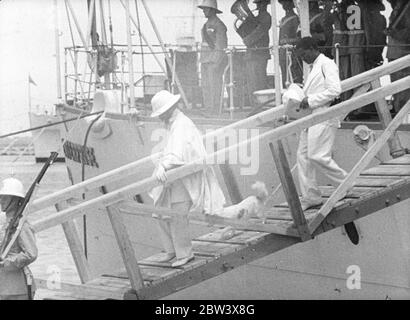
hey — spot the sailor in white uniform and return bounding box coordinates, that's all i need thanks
[295,37,347,210]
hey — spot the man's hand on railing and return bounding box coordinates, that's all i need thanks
[300,97,310,110]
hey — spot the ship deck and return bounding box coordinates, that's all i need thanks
[40,154,410,300]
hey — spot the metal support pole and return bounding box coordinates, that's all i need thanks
[74,50,79,105]
[171,49,177,94]
[28,75,32,114]
[54,0,62,101]
[228,48,235,119]
[335,43,340,70]
[140,0,190,109]
[121,51,126,114]
[64,48,68,103]
[124,0,135,110]
[271,0,282,106]
[64,0,88,50]
[85,0,96,49]
[118,0,172,99]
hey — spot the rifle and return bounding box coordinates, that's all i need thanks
[0,152,59,259]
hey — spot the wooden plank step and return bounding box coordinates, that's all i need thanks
[86,276,132,291]
[382,154,410,165]
[319,186,383,198]
[193,241,244,257]
[362,164,410,176]
[353,176,402,187]
[196,229,268,245]
[264,208,319,221]
[274,199,348,210]
[42,290,106,300]
[134,233,300,300]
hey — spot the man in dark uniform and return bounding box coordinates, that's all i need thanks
[242,0,272,103]
[332,0,367,112]
[198,0,228,113]
[279,0,303,87]
[386,0,410,114]
[296,1,333,58]
[361,0,386,71]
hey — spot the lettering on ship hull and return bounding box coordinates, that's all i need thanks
[63,141,99,168]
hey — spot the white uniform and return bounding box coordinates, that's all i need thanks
[297,53,347,202]
[150,111,226,259]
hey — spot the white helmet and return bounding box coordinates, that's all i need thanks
[150,90,181,118]
[0,178,25,199]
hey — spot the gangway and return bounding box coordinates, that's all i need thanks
[28,55,410,300]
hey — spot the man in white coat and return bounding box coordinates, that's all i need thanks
[149,90,226,267]
[295,37,347,210]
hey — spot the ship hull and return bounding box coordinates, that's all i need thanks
[60,105,410,299]
[28,112,65,162]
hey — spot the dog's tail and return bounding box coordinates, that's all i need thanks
[251,181,269,203]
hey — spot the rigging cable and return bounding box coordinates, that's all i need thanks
[135,0,147,109]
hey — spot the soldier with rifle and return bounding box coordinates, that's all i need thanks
[0,152,58,300]
[0,178,37,300]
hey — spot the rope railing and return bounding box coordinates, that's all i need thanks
[0,111,104,140]
[63,43,410,56]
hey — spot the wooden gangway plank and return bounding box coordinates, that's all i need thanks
[39,159,410,300]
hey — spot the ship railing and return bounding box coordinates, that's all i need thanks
[63,42,410,115]
[28,54,410,293]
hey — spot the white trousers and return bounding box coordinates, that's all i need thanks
[156,201,193,260]
[297,122,347,201]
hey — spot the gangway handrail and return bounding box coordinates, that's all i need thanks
[31,75,410,233]
[30,55,410,214]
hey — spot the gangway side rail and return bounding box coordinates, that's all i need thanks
[31,76,410,233]
[29,56,410,214]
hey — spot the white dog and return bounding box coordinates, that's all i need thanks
[216,181,269,220]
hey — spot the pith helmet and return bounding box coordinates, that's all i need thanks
[0,178,25,199]
[150,90,181,118]
[198,0,223,14]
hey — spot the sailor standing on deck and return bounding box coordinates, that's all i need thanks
[198,0,228,113]
[295,37,347,211]
[386,0,410,114]
[278,0,303,87]
[242,0,272,100]
[0,178,37,300]
[149,90,226,267]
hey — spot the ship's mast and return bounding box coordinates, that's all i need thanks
[54,0,62,101]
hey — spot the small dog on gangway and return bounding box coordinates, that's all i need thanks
[214,181,269,240]
[217,181,269,220]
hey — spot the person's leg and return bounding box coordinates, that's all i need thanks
[307,122,347,187]
[170,201,193,261]
[297,129,321,202]
[147,218,176,262]
[201,63,213,110]
[255,58,268,91]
